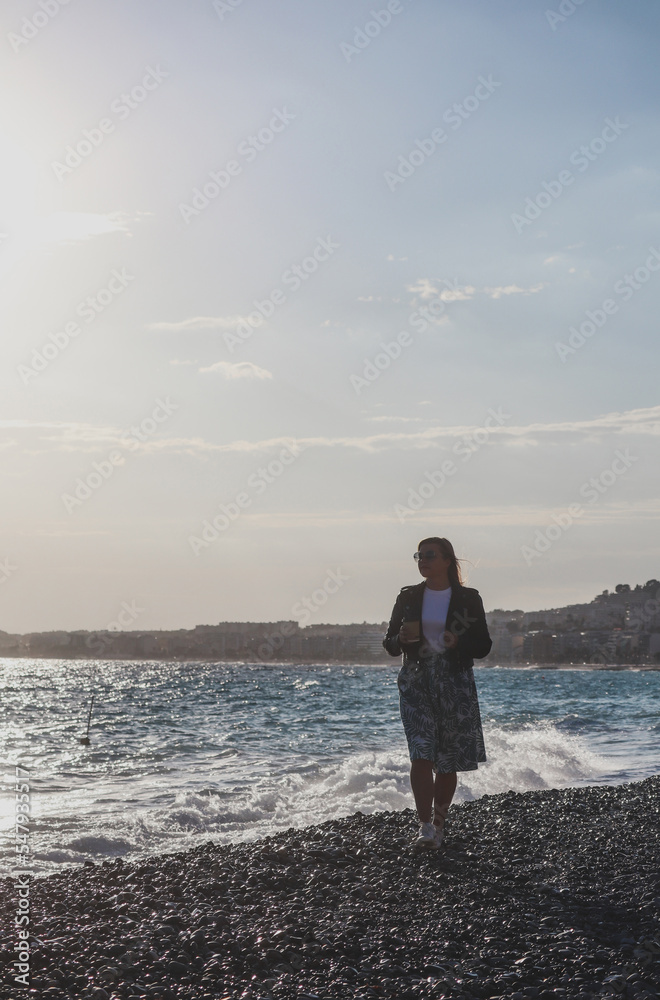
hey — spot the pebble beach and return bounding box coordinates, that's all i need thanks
[3,775,659,1000]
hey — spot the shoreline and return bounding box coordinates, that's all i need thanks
[1,654,659,670]
[2,776,658,999]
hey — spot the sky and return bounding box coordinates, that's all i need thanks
[1,0,659,633]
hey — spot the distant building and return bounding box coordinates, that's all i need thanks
[522,631,554,663]
[489,628,513,660]
[4,581,659,664]
[355,630,389,658]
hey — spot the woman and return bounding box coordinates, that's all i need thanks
[383,537,491,849]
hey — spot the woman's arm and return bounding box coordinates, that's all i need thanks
[449,590,492,660]
[383,592,405,657]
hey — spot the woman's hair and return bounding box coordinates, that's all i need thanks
[417,536,463,586]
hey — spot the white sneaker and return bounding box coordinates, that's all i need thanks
[414,821,439,849]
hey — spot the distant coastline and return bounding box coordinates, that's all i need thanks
[2,579,659,666]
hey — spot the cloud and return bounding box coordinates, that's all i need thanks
[32,211,134,244]
[3,405,659,458]
[365,415,424,424]
[407,278,476,302]
[1,213,136,259]
[206,402,660,452]
[198,361,273,380]
[407,278,439,299]
[372,498,660,527]
[148,316,246,332]
[483,284,545,299]
[408,279,544,302]
[440,284,476,301]
[187,498,660,529]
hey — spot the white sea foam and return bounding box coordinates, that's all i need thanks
[20,721,617,874]
[463,720,610,798]
[5,653,655,877]
[66,835,133,854]
[143,722,610,839]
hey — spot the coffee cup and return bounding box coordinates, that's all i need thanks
[400,620,420,643]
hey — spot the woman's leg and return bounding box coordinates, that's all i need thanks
[410,759,434,823]
[433,770,457,830]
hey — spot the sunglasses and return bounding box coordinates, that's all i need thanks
[414,549,444,562]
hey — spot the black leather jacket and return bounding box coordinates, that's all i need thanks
[383,581,492,669]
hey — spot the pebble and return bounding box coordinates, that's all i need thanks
[0,776,659,998]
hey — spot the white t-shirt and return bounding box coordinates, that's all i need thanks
[421,585,452,653]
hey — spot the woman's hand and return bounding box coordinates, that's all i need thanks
[398,624,418,645]
[443,630,459,650]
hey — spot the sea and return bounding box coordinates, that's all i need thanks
[1,658,659,876]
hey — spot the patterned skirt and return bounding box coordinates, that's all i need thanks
[397,653,486,773]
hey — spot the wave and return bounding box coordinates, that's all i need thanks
[12,719,620,875]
